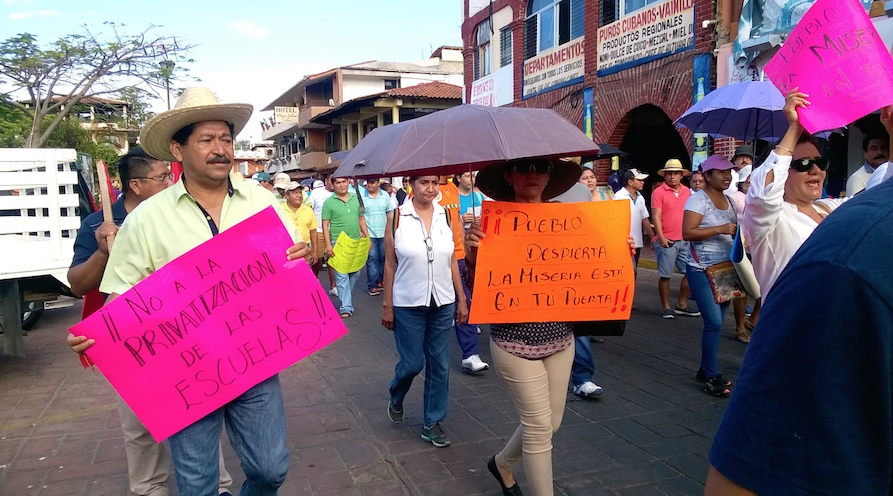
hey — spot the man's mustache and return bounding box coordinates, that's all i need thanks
[208,155,230,163]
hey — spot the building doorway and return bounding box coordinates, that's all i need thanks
[614,104,690,201]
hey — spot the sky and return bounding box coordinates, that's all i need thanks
[0,0,464,142]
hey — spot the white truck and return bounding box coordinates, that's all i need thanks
[0,148,88,357]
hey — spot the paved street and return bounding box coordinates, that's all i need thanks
[0,265,749,495]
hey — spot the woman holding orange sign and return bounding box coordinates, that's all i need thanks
[465,157,582,496]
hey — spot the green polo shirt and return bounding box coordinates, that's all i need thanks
[100,174,298,296]
[321,193,363,240]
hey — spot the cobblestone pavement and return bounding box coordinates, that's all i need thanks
[0,266,749,495]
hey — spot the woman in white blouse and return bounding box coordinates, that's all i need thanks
[743,89,846,300]
[381,175,468,449]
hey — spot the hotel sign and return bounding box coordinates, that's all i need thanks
[597,0,695,76]
[274,106,299,123]
[522,37,585,99]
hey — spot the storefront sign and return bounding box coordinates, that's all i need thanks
[764,0,893,133]
[522,37,585,99]
[469,65,514,107]
[469,201,633,324]
[597,0,695,77]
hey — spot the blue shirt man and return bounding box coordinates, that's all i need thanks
[361,178,394,295]
[707,178,893,495]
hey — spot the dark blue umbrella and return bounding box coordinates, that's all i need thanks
[596,143,625,159]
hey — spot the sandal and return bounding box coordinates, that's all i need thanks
[340,313,351,318]
[735,329,751,344]
[744,319,756,333]
[703,376,732,397]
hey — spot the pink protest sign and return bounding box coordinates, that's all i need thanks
[764,0,893,133]
[69,207,347,442]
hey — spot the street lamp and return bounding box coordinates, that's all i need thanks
[159,59,176,110]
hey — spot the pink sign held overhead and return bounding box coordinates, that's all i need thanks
[764,0,893,133]
[69,207,347,442]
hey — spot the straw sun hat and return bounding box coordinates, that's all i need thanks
[657,158,691,177]
[139,87,253,162]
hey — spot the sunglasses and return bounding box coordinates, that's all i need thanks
[511,161,552,175]
[790,157,829,172]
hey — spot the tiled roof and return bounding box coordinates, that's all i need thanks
[383,81,462,100]
[310,82,462,124]
[430,46,462,58]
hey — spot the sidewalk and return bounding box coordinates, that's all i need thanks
[0,267,749,495]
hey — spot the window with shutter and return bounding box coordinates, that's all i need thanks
[524,0,584,61]
[499,27,512,68]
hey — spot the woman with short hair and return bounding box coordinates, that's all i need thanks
[382,175,468,448]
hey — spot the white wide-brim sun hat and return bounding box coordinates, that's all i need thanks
[139,87,253,162]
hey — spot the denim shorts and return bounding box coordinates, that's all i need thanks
[655,240,689,278]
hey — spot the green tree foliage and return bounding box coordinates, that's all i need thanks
[0,111,120,176]
[0,24,194,148]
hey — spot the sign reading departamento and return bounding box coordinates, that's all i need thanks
[597,0,695,77]
[69,207,348,442]
[469,201,633,324]
[523,37,585,99]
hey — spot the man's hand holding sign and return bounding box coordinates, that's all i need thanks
[68,207,347,442]
[467,201,634,325]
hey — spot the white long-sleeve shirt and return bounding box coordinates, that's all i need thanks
[743,152,845,300]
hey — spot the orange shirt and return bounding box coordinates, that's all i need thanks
[438,181,466,260]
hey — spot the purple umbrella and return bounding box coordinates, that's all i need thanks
[332,104,599,179]
[675,81,791,141]
[675,81,837,141]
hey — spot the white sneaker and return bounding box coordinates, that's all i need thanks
[461,354,489,373]
[573,381,603,397]
[328,288,338,297]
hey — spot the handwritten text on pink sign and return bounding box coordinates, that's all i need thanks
[764,0,893,133]
[69,207,347,442]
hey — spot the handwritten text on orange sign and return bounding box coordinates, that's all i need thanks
[469,201,633,324]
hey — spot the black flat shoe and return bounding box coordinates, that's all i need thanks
[488,454,523,496]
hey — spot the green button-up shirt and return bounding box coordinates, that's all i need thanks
[100,174,298,296]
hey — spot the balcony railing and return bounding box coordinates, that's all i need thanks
[299,97,335,111]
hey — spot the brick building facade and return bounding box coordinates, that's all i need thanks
[462,0,718,185]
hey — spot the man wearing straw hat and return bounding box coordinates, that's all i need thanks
[69,87,310,494]
[651,158,699,320]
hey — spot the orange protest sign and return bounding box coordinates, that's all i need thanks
[469,201,633,324]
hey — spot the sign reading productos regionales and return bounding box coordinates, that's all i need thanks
[597,0,695,76]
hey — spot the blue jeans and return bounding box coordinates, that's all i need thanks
[331,236,360,315]
[168,375,288,496]
[686,265,731,378]
[389,300,455,426]
[366,237,385,291]
[455,258,479,359]
[571,336,596,387]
